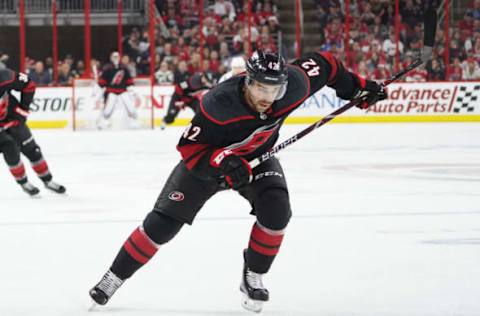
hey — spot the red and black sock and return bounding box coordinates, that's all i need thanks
[246,222,285,274]
[31,158,52,182]
[110,226,159,280]
[9,161,27,184]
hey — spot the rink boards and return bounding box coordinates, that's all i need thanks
[26,81,480,129]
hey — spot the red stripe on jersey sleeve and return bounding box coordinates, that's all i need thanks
[319,52,338,84]
[22,81,36,93]
[185,151,208,170]
[177,143,209,161]
[352,73,367,89]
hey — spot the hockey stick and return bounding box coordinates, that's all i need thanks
[249,3,437,169]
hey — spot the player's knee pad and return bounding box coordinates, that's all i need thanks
[21,138,43,161]
[254,188,292,231]
[142,211,184,245]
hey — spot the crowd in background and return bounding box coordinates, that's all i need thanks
[2,0,480,86]
[317,0,480,81]
[1,0,280,87]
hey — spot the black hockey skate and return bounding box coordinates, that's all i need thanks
[44,180,66,194]
[240,250,269,313]
[20,181,40,196]
[89,270,124,306]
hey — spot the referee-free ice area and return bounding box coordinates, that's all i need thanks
[1,123,479,316]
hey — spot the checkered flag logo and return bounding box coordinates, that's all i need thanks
[453,85,480,113]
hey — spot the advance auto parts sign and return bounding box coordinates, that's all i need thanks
[367,82,480,116]
[289,81,480,123]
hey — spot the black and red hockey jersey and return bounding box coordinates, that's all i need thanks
[177,52,369,180]
[0,68,36,129]
[98,63,134,94]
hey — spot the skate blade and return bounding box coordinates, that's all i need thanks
[241,293,263,313]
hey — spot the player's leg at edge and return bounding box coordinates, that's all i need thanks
[239,185,290,313]
[1,131,39,196]
[89,211,184,306]
[19,126,66,194]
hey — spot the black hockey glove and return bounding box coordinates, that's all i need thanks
[354,80,387,110]
[219,155,253,190]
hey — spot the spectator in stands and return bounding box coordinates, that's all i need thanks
[0,54,8,69]
[373,63,392,81]
[219,42,232,67]
[400,0,422,27]
[57,63,73,85]
[124,29,141,61]
[450,39,467,63]
[44,57,53,78]
[473,0,480,19]
[155,61,174,84]
[214,0,236,21]
[266,16,280,34]
[161,42,175,64]
[383,32,404,62]
[28,61,51,85]
[426,58,445,81]
[209,50,221,73]
[448,57,463,81]
[359,2,376,25]
[403,53,427,82]
[121,55,137,77]
[356,60,370,77]
[462,58,480,80]
[75,60,86,78]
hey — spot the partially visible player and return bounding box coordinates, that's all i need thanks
[97,52,138,129]
[219,55,246,83]
[89,50,386,312]
[0,68,66,196]
[160,62,216,129]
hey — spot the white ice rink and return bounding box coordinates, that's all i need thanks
[1,123,479,316]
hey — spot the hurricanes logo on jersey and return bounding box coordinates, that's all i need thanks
[111,70,125,85]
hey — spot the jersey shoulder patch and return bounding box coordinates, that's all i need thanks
[201,77,255,125]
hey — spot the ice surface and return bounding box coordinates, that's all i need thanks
[1,123,479,316]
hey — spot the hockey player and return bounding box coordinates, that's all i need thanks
[218,55,246,83]
[97,52,138,129]
[89,50,387,312]
[0,68,66,196]
[160,68,215,128]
